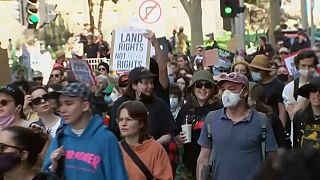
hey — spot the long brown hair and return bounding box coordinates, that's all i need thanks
[117,101,149,143]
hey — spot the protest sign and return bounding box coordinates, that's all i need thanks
[226,36,240,53]
[204,48,235,67]
[218,48,235,63]
[110,28,151,72]
[69,59,96,86]
[284,53,298,76]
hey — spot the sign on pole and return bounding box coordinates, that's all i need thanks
[110,28,151,72]
[69,59,96,86]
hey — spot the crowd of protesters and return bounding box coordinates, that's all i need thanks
[0,27,320,180]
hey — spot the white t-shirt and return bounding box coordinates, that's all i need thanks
[282,79,307,109]
[49,118,62,138]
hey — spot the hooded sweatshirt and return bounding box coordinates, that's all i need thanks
[43,115,128,180]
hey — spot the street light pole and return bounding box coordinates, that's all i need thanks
[301,0,308,30]
[310,0,315,47]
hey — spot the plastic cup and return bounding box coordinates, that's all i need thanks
[181,124,192,143]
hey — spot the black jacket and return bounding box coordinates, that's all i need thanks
[290,37,311,53]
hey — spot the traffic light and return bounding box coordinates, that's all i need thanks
[220,0,245,18]
[26,0,39,29]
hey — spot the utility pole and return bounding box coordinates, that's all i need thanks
[301,0,308,30]
[235,0,245,50]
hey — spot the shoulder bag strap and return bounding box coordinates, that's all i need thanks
[260,113,268,161]
[121,140,153,180]
[293,78,299,101]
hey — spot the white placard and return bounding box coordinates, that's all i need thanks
[284,53,298,76]
[110,28,151,72]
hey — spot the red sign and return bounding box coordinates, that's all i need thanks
[138,0,162,24]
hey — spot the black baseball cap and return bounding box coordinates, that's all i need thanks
[128,67,157,84]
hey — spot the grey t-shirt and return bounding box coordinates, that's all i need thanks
[198,108,278,180]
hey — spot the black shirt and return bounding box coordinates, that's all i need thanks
[261,78,285,115]
[175,102,222,174]
[84,44,99,58]
[109,96,177,141]
[97,41,110,58]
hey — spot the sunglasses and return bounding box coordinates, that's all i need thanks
[98,68,106,71]
[310,87,320,93]
[29,123,51,135]
[0,99,14,106]
[0,142,25,153]
[219,72,237,79]
[194,82,213,89]
[33,77,43,81]
[31,94,50,105]
[50,74,60,78]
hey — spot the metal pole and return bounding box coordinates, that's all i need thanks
[310,0,315,47]
[238,0,245,50]
[301,0,308,30]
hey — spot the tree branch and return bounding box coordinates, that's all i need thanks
[180,0,191,17]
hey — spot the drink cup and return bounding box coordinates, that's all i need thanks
[181,124,192,143]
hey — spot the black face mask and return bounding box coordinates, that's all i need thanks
[0,152,21,174]
[277,74,288,82]
[138,92,154,103]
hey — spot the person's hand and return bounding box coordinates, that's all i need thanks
[50,146,64,173]
[143,30,157,45]
[23,95,32,110]
[185,74,193,79]
[175,132,187,145]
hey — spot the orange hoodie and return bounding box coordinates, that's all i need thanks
[120,138,173,180]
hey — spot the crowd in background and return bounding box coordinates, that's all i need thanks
[0,27,320,180]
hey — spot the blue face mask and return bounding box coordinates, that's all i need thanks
[104,95,113,104]
[170,98,179,109]
[251,71,262,82]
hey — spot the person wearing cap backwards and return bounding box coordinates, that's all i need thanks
[197,72,278,180]
[32,70,44,85]
[109,67,176,146]
[278,47,290,64]
[293,77,320,149]
[0,84,30,130]
[250,55,287,128]
[174,70,222,179]
[42,82,128,179]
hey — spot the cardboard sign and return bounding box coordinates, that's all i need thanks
[0,48,10,85]
[110,28,151,72]
[218,48,235,63]
[226,36,240,53]
[204,49,219,67]
[284,53,298,76]
[69,59,96,86]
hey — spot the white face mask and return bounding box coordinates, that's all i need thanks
[222,88,244,108]
[299,69,309,77]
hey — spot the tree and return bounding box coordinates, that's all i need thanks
[88,0,94,34]
[97,0,105,31]
[180,0,203,55]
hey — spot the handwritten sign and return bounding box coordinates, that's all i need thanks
[284,53,298,76]
[69,59,96,86]
[204,48,234,67]
[110,28,151,72]
[218,48,235,63]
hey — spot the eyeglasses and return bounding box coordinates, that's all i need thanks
[98,68,106,71]
[31,94,50,105]
[219,72,237,79]
[0,143,25,153]
[194,82,213,89]
[0,99,14,106]
[33,77,43,82]
[310,87,320,93]
[50,74,60,78]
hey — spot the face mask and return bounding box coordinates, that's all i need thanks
[277,74,288,82]
[0,115,15,129]
[104,95,113,104]
[110,92,119,102]
[170,98,179,109]
[299,69,309,77]
[222,89,243,108]
[0,152,21,174]
[251,71,262,82]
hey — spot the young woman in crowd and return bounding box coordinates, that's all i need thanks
[175,75,190,103]
[169,84,183,119]
[0,126,48,180]
[0,85,29,130]
[231,59,252,80]
[249,84,291,149]
[175,70,222,179]
[109,67,176,144]
[293,77,320,149]
[26,85,62,138]
[117,101,173,180]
